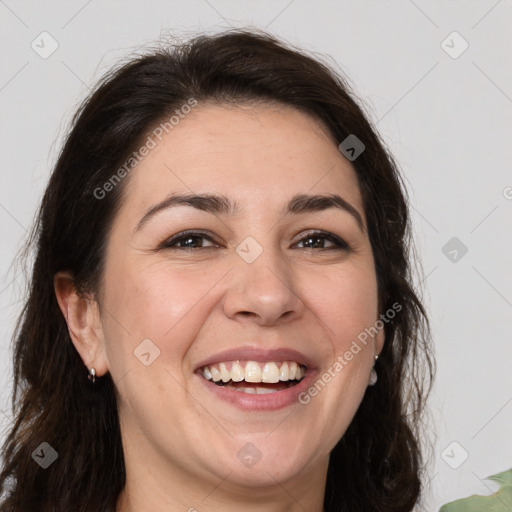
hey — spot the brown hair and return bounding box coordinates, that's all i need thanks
[0,28,434,511]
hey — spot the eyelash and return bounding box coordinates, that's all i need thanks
[161,229,350,251]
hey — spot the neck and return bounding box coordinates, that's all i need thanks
[115,449,328,512]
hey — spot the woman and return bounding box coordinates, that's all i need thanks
[0,29,434,511]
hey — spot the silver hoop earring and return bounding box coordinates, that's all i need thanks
[87,367,96,384]
[368,355,379,386]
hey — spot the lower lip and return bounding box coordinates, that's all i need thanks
[195,370,318,411]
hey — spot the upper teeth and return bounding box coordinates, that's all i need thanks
[201,361,306,383]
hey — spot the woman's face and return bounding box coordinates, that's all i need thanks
[95,103,384,494]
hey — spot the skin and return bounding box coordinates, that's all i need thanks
[55,103,384,512]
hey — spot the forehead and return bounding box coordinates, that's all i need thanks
[120,103,364,220]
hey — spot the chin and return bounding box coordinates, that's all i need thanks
[217,461,309,489]
[202,443,316,489]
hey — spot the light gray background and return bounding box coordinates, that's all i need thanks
[1,1,511,510]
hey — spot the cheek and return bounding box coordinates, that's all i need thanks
[101,261,219,361]
[306,262,379,348]
[293,266,379,455]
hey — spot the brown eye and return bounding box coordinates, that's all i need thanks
[294,231,350,251]
[161,230,220,249]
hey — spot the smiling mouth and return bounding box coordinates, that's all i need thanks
[199,360,307,394]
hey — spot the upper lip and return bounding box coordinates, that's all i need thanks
[194,346,317,371]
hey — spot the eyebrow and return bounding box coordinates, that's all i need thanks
[135,192,364,232]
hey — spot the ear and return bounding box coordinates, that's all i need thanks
[54,271,109,377]
[375,323,385,358]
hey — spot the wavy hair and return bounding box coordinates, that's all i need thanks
[0,29,434,512]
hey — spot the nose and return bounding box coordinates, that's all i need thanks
[222,245,305,327]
